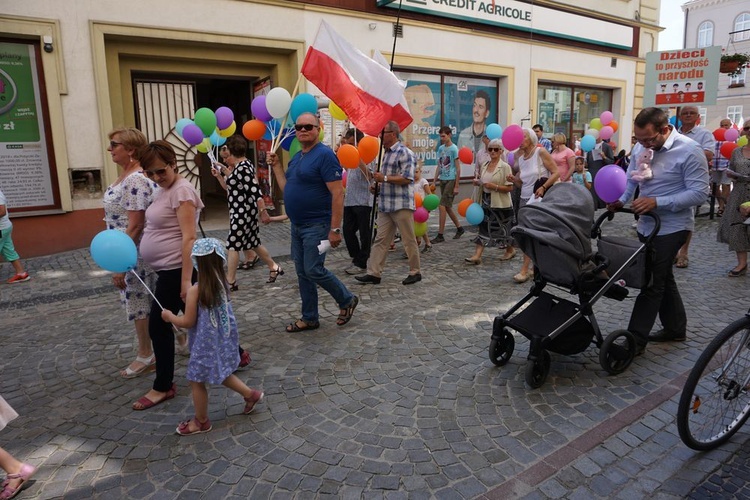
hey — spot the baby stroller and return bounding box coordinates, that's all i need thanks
[488,183,659,388]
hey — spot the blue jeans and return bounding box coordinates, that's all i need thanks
[291,222,354,323]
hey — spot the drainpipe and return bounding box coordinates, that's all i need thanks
[682,6,688,49]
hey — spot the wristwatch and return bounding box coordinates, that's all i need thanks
[384,175,388,183]
[331,228,342,234]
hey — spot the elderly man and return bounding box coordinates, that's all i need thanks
[608,107,709,353]
[268,112,358,333]
[673,105,714,268]
[356,121,422,285]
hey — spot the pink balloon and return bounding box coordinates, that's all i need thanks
[502,125,524,151]
[600,111,614,126]
[413,206,429,223]
[594,165,627,203]
[724,128,740,143]
[599,126,614,141]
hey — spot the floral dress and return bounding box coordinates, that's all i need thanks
[187,291,240,384]
[226,160,263,251]
[717,147,750,252]
[103,172,159,321]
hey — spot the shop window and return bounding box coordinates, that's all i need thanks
[537,83,613,149]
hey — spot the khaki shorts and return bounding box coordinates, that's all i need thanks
[439,180,457,207]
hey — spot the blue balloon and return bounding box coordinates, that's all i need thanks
[262,119,282,141]
[486,123,503,140]
[175,118,193,135]
[90,229,137,273]
[466,203,485,225]
[290,93,319,122]
[280,129,295,151]
[209,130,226,147]
[580,135,596,152]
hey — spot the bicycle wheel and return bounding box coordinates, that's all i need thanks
[677,316,750,451]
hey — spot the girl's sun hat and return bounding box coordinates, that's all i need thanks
[191,238,227,269]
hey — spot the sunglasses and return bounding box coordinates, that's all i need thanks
[144,167,170,178]
[294,124,317,131]
[109,141,123,148]
[488,148,501,152]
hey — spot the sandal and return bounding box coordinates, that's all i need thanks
[120,354,156,379]
[239,256,261,270]
[0,463,36,500]
[675,255,689,268]
[286,319,320,333]
[176,417,212,436]
[336,296,359,326]
[464,257,481,265]
[267,265,284,284]
[229,281,239,291]
[243,390,264,414]
[132,383,177,411]
[499,248,517,261]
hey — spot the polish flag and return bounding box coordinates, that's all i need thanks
[301,20,412,137]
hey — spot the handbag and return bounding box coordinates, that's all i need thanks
[532,150,550,193]
[0,396,18,431]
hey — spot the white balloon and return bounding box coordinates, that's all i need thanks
[585,128,600,139]
[266,87,293,119]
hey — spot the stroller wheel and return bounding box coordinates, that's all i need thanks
[525,350,551,389]
[600,329,636,375]
[489,329,515,366]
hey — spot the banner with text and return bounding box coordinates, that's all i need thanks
[643,46,721,107]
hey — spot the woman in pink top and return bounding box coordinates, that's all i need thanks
[133,141,204,411]
[550,133,576,182]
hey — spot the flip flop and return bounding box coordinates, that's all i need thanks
[286,319,320,333]
[132,383,176,411]
[336,296,359,326]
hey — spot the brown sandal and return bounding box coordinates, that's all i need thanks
[267,265,284,283]
[286,319,320,333]
[336,296,359,326]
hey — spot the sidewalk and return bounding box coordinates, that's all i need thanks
[0,211,748,498]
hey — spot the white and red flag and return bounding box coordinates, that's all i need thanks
[301,20,412,136]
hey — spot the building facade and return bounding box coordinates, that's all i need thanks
[682,0,750,129]
[1,0,662,256]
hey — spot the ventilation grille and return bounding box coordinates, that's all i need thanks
[393,23,403,38]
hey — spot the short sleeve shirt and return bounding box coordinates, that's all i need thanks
[437,144,459,180]
[284,143,342,224]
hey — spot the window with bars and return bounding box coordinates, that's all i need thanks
[735,13,750,42]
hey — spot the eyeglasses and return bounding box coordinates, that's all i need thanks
[488,148,501,152]
[294,124,317,132]
[144,167,170,178]
[636,127,667,146]
[109,141,123,148]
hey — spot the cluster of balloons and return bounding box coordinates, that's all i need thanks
[90,230,137,273]
[176,107,236,152]
[337,136,381,169]
[580,111,619,153]
[713,126,747,159]
[412,192,441,237]
[457,198,485,226]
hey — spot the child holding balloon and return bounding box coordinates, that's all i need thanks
[413,163,432,252]
[161,238,263,436]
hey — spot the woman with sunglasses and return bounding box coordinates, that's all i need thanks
[103,128,159,379]
[133,140,204,410]
[464,139,516,264]
[717,119,750,277]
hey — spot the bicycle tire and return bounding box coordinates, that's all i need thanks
[677,316,750,451]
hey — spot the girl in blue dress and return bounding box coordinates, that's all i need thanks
[161,238,263,435]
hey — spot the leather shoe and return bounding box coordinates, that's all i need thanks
[355,274,381,284]
[647,329,686,342]
[402,273,422,285]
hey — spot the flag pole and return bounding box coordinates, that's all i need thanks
[368,0,405,249]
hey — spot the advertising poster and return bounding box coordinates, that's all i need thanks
[643,46,721,107]
[0,41,58,212]
[395,72,441,179]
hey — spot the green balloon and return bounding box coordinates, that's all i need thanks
[423,194,440,211]
[194,108,217,137]
[289,138,302,158]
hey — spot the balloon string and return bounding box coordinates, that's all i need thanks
[129,269,165,311]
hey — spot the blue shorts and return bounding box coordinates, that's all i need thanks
[0,224,20,262]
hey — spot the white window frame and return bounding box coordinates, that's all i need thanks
[735,13,750,42]
[697,21,713,47]
[730,67,747,86]
[699,107,707,126]
[728,106,743,127]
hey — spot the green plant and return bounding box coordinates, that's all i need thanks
[721,52,750,78]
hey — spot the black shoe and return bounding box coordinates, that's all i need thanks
[453,227,465,239]
[433,234,445,243]
[355,274,381,284]
[402,273,422,285]
[647,329,686,342]
[635,343,647,356]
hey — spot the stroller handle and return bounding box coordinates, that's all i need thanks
[592,209,661,245]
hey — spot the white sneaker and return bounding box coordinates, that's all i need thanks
[345,265,366,275]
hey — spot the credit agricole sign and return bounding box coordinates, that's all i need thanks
[376,0,633,50]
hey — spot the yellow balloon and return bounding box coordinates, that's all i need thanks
[329,101,348,121]
[218,121,237,138]
[738,136,749,147]
[589,118,603,130]
[196,138,211,153]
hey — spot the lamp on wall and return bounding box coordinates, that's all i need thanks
[369,23,377,31]
[43,35,53,53]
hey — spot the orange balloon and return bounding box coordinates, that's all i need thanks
[242,119,266,141]
[609,120,619,133]
[458,198,473,217]
[337,144,360,169]
[415,193,423,208]
[358,136,380,163]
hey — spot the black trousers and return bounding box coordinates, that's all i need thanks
[343,205,372,269]
[628,230,688,346]
[149,268,185,392]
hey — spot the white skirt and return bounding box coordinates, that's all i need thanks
[0,396,18,431]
